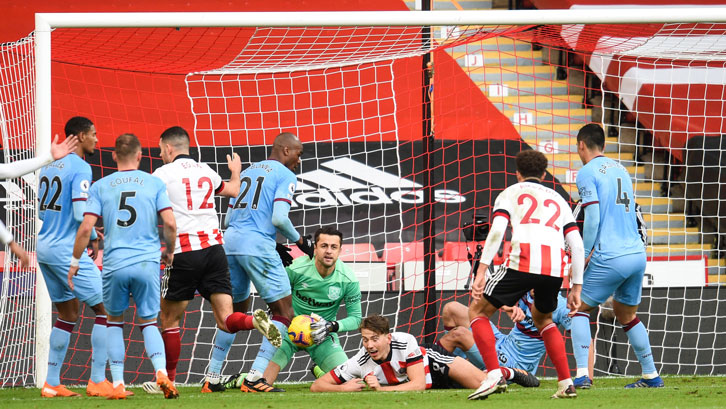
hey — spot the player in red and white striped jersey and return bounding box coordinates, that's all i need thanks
[467,150,585,401]
[311,314,487,393]
[151,126,281,393]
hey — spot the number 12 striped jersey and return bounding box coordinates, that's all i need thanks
[153,155,225,253]
[492,180,578,278]
[224,160,297,259]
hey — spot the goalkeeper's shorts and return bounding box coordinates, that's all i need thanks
[272,332,347,373]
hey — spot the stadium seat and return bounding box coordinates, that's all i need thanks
[382,242,427,265]
[442,241,484,261]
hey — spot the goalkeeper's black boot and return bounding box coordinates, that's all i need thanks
[509,367,540,388]
[241,378,285,393]
[201,380,226,393]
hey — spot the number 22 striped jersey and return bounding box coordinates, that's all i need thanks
[491,180,578,278]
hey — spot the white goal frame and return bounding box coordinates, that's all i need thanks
[31,8,726,387]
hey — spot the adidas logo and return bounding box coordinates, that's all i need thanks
[290,158,465,208]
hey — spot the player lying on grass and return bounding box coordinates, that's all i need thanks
[224,226,361,390]
[310,314,490,393]
[438,294,593,386]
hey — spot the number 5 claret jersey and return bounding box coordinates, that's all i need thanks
[153,154,225,253]
[224,159,297,259]
[492,180,578,278]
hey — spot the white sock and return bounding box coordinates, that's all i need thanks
[643,371,659,379]
[558,378,573,389]
[113,380,124,388]
[487,368,502,380]
[246,369,262,382]
[576,368,589,378]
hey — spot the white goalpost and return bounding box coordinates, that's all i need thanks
[0,7,724,388]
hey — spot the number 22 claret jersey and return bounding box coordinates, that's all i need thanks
[85,170,172,271]
[224,160,297,259]
[492,180,578,278]
[153,155,224,253]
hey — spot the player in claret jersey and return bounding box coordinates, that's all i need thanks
[467,149,585,400]
[224,132,315,392]
[151,126,280,393]
[311,314,489,392]
[68,133,178,400]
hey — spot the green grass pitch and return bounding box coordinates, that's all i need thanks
[2,377,725,409]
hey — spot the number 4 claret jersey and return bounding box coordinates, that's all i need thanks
[85,170,172,271]
[153,155,225,253]
[37,153,93,266]
[576,156,644,259]
[492,180,578,278]
[224,159,297,259]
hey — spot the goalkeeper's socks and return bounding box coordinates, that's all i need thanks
[541,323,570,381]
[470,316,500,373]
[107,322,126,384]
[141,322,167,373]
[46,319,75,386]
[90,315,107,384]
[249,320,287,375]
[226,312,254,333]
[623,317,657,375]
[162,327,180,382]
[312,365,325,379]
[571,312,591,372]
[208,328,236,381]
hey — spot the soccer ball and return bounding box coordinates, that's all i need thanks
[288,314,316,348]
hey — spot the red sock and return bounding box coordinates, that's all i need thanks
[500,367,512,380]
[161,327,180,382]
[541,323,570,381]
[225,312,253,333]
[470,316,500,372]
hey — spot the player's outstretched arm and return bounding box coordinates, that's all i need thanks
[216,152,242,198]
[0,134,78,179]
[8,241,30,269]
[68,214,97,290]
[369,362,426,391]
[310,372,364,392]
[159,208,177,266]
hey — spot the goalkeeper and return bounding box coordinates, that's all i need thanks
[232,226,361,387]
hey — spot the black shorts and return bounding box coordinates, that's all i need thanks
[483,266,563,314]
[161,245,232,301]
[421,343,461,389]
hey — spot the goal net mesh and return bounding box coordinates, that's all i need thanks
[1,17,725,387]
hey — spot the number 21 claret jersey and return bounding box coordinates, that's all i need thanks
[153,155,224,253]
[492,180,578,278]
[224,160,297,259]
[85,170,172,271]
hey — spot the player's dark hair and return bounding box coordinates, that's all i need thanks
[516,149,548,179]
[576,123,605,151]
[64,116,93,137]
[314,226,343,245]
[360,314,390,335]
[160,126,190,148]
[115,133,141,160]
